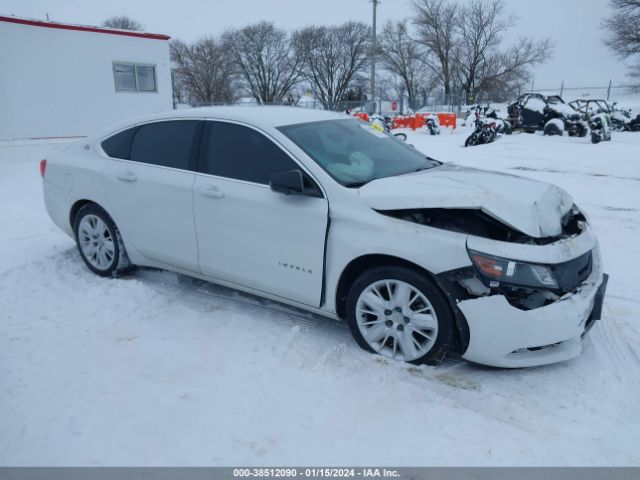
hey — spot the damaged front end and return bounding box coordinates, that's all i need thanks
[381,205,586,246]
[379,205,607,367]
[380,205,591,309]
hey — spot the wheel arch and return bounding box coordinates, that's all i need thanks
[335,254,437,316]
[69,199,114,230]
[334,253,469,351]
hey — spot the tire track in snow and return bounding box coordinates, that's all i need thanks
[134,268,466,371]
[135,268,347,357]
[590,301,640,377]
[508,166,640,182]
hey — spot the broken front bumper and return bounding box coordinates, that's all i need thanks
[458,232,607,368]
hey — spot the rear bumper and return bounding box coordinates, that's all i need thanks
[458,240,607,368]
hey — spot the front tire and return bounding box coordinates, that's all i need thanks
[345,266,455,365]
[73,204,133,277]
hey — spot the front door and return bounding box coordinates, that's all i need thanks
[193,121,328,307]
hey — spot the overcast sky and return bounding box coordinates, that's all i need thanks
[1,0,631,88]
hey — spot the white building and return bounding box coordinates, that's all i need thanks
[0,15,173,140]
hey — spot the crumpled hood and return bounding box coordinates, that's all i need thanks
[359,163,574,238]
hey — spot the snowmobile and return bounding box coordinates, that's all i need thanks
[589,113,612,144]
[508,93,588,137]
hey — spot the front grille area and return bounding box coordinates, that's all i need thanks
[551,251,593,293]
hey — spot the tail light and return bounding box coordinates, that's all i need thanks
[40,159,47,178]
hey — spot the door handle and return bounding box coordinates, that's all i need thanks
[198,185,225,199]
[116,170,137,182]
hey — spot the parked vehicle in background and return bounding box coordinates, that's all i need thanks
[370,114,408,141]
[41,106,608,368]
[424,113,440,135]
[462,105,510,134]
[609,105,639,132]
[589,113,612,144]
[465,107,499,147]
[485,106,512,134]
[623,112,640,132]
[569,99,612,115]
[508,93,589,137]
[568,98,640,132]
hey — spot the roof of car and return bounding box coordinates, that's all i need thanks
[137,106,348,127]
[91,106,354,141]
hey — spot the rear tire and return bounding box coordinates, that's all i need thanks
[543,122,563,136]
[345,266,455,365]
[73,204,133,277]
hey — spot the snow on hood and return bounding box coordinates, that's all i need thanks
[359,163,574,238]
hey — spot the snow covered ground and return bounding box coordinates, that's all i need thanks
[1,126,639,466]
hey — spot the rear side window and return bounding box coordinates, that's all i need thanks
[201,121,299,184]
[101,127,137,159]
[130,121,200,170]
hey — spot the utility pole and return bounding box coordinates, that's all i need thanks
[370,0,380,107]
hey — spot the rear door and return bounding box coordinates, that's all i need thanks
[102,120,202,272]
[193,120,329,307]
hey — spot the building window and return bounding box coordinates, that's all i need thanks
[113,63,157,92]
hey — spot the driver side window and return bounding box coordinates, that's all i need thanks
[200,121,300,185]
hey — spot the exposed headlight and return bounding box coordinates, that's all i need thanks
[468,250,558,289]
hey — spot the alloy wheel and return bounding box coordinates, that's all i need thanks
[78,214,115,270]
[355,279,438,361]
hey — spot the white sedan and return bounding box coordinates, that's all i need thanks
[41,107,608,368]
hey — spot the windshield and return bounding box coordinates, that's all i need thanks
[278,119,440,187]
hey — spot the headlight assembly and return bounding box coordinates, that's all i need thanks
[468,250,558,289]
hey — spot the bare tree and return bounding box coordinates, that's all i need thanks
[411,0,552,102]
[475,38,553,100]
[454,0,552,101]
[170,37,237,105]
[296,21,370,110]
[223,22,302,103]
[102,16,143,31]
[453,0,516,97]
[603,0,640,88]
[411,0,458,98]
[378,20,432,110]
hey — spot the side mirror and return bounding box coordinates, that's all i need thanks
[269,169,304,195]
